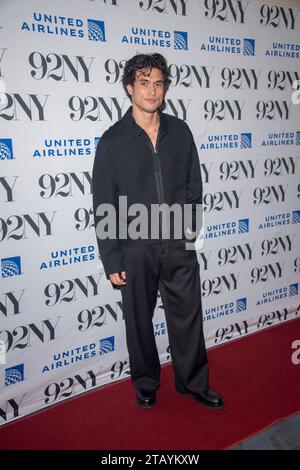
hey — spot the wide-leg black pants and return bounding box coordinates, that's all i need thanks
[120,239,209,394]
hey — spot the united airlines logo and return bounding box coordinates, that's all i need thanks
[42,342,97,373]
[199,133,252,151]
[33,138,93,158]
[203,218,249,239]
[87,19,106,42]
[261,131,299,147]
[256,283,298,306]
[5,364,24,386]
[289,283,298,297]
[292,210,300,224]
[21,13,106,42]
[265,41,300,59]
[204,298,246,321]
[1,256,22,278]
[258,212,294,230]
[100,336,115,355]
[200,36,255,55]
[238,219,249,233]
[154,322,167,337]
[40,245,95,270]
[243,38,255,56]
[174,31,188,50]
[121,27,188,50]
[240,133,252,148]
[236,298,247,313]
[0,139,14,160]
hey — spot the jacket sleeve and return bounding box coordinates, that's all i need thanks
[92,138,124,279]
[186,132,203,239]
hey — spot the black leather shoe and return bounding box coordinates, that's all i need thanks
[192,389,224,409]
[136,389,156,409]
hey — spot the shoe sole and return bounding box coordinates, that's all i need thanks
[192,397,224,410]
[176,390,224,410]
[136,398,156,409]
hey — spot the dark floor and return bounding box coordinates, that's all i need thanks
[233,412,300,450]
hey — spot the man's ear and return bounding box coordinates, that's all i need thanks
[126,84,133,96]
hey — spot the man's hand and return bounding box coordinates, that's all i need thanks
[109,271,127,286]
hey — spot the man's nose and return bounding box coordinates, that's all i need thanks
[149,83,155,95]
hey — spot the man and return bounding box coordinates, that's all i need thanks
[92,53,223,410]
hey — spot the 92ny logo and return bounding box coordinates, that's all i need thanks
[260,4,300,30]
[204,0,249,24]
[0,212,56,242]
[139,0,187,15]
[0,94,49,121]
[29,52,95,82]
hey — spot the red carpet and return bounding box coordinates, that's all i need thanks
[1,318,299,450]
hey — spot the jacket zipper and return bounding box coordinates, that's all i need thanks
[145,132,168,239]
[145,133,165,204]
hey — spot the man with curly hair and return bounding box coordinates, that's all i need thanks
[92,53,223,410]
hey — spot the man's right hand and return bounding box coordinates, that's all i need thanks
[109,271,127,286]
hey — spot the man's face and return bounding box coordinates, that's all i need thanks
[126,67,165,114]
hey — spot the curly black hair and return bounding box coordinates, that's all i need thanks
[122,53,171,100]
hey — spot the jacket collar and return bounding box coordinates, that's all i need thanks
[122,105,168,139]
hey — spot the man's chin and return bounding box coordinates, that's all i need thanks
[144,104,160,113]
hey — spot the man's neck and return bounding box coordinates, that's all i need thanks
[131,106,160,132]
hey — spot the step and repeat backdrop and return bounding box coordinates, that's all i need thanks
[0,0,299,424]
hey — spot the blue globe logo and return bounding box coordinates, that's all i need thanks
[2,259,20,277]
[5,368,23,386]
[88,21,105,42]
[174,32,187,50]
[0,142,11,160]
[243,39,255,56]
[100,339,114,355]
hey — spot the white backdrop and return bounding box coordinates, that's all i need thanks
[0,0,299,424]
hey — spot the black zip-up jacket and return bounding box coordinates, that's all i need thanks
[92,106,203,279]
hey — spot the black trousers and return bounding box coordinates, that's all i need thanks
[120,239,209,394]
